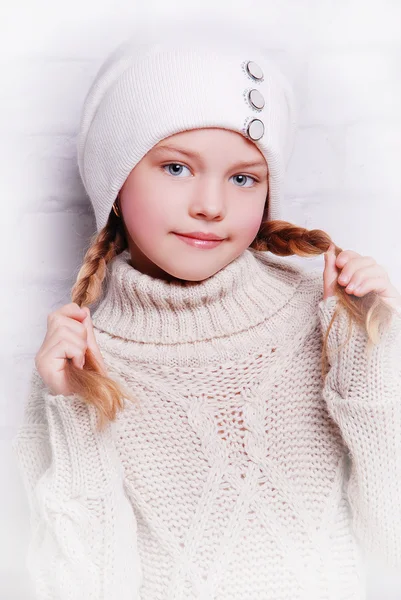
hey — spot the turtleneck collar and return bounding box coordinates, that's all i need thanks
[91,248,303,345]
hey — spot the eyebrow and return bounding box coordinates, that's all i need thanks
[152,144,267,171]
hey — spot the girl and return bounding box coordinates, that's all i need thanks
[12,30,401,600]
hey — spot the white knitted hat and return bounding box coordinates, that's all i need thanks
[76,29,298,232]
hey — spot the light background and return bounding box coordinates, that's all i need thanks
[1,1,400,598]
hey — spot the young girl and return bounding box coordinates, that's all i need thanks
[12,30,401,600]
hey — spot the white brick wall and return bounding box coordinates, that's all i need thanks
[1,1,400,598]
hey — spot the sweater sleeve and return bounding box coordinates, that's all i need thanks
[318,295,401,570]
[11,366,143,600]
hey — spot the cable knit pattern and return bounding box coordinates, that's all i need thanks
[12,247,401,600]
[12,369,142,600]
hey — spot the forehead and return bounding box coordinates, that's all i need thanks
[151,128,267,168]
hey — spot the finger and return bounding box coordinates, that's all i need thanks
[335,249,361,262]
[344,270,389,296]
[45,313,87,341]
[49,303,87,326]
[337,256,377,285]
[339,263,383,289]
[323,246,339,299]
[336,253,375,270]
[41,339,86,371]
[44,326,87,358]
[347,277,388,297]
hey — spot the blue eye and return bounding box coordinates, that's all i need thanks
[162,163,191,177]
[230,174,256,188]
[161,163,258,187]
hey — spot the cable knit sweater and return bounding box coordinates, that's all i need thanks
[12,247,401,600]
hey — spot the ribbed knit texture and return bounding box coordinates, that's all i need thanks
[12,248,401,600]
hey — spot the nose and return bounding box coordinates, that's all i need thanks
[189,180,227,220]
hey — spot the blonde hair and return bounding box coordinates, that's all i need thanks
[67,193,395,432]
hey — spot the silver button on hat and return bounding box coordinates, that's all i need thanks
[246,61,264,81]
[248,89,265,110]
[247,119,264,140]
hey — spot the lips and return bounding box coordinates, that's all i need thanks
[174,233,224,249]
[176,232,225,241]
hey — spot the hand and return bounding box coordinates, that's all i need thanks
[323,243,401,312]
[35,303,107,396]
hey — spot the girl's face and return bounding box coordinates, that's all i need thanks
[119,127,269,282]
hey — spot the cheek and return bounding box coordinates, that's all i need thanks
[122,195,168,240]
[232,206,265,237]
[120,167,177,236]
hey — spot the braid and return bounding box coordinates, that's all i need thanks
[71,208,128,308]
[251,220,331,257]
[62,202,396,429]
[64,207,137,432]
[251,216,395,380]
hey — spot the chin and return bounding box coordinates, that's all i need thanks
[165,261,228,283]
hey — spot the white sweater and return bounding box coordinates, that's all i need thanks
[12,247,401,600]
